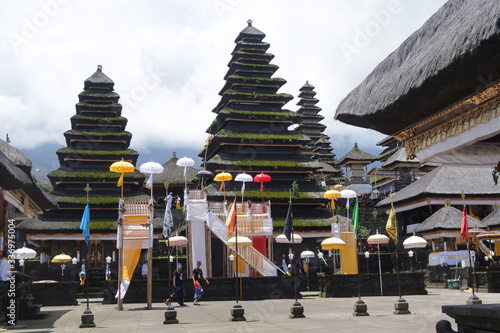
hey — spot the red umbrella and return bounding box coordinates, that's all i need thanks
[254,172,271,204]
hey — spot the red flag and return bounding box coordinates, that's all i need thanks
[461,207,469,242]
[225,201,236,238]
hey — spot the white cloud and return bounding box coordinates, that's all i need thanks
[0,0,447,158]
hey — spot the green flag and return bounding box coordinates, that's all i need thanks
[351,197,359,232]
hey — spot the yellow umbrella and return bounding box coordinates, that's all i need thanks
[51,253,72,263]
[324,189,341,218]
[110,158,135,198]
[214,172,232,200]
[334,184,343,191]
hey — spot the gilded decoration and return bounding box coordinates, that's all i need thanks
[393,83,500,159]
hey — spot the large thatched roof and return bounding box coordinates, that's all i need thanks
[378,164,500,208]
[0,139,32,174]
[155,152,198,185]
[481,207,500,228]
[415,206,480,233]
[0,150,57,210]
[337,143,375,166]
[381,147,420,170]
[335,0,500,135]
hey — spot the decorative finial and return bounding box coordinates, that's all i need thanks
[444,199,451,207]
[173,151,176,157]
[97,64,102,71]
[247,19,253,27]
[306,80,309,84]
[354,142,358,148]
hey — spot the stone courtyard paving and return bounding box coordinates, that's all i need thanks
[5,289,499,332]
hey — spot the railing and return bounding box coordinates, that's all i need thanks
[124,200,150,216]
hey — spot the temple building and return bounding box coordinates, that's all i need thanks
[336,143,375,195]
[18,66,156,278]
[295,81,342,185]
[193,20,335,276]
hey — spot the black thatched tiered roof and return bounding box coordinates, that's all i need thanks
[337,143,376,167]
[18,66,147,235]
[201,20,331,223]
[0,140,56,210]
[415,206,481,233]
[335,0,500,135]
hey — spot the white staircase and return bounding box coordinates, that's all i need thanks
[187,190,284,276]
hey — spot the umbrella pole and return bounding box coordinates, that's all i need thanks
[378,244,383,296]
[86,245,90,310]
[415,250,419,293]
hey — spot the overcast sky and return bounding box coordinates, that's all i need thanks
[0,0,447,163]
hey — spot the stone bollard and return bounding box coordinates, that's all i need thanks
[80,308,96,328]
[230,303,246,322]
[393,297,411,315]
[289,301,305,319]
[353,298,369,316]
[163,305,179,324]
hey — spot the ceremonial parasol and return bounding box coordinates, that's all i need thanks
[468,228,485,238]
[403,234,427,249]
[227,235,253,247]
[341,189,357,220]
[321,236,346,277]
[110,158,135,198]
[334,184,343,191]
[235,173,253,202]
[254,172,271,204]
[300,250,315,259]
[324,189,341,218]
[12,246,37,260]
[368,230,390,295]
[214,172,232,201]
[168,234,189,246]
[139,161,164,201]
[275,234,303,244]
[176,156,195,190]
[197,169,214,189]
[52,253,72,280]
[476,230,500,241]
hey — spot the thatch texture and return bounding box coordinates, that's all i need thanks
[337,143,376,166]
[481,207,500,228]
[377,164,500,207]
[381,147,420,170]
[335,0,500,135]
[155,153,198,185]
[415,206,480,233]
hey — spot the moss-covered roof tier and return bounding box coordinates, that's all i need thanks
[30,65,147,236]
[201,22,330,217]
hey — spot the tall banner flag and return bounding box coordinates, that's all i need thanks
[386,204,398,243]
[163,193,173,237]
[461,207,469,242]
[284,201,293,241]
[225,201,236,238]
[144,173,153,189]
[350,197,359,233]
[80,202,90,244]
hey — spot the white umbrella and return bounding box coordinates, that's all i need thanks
[176,156,195,189]
[275,234,303,244]
[235,173,253,202]
[13,247,37,260]
[341,189,357,220]
[139,161,164,201]
[403,235,428,249]
[300,250,315,259]
[367,230,390,296]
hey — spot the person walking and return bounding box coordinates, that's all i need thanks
[192,260,209,305]
[175,195,181,209]
[166,263,186,306]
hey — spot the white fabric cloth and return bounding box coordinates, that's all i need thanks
[428,250,469,266]
[163,194,173,237]
[115,280,130,299]
[141,263,148,277]
[331,223,340,238]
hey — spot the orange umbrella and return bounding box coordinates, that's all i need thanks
[110,158,135,198]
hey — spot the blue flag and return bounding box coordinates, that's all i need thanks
[80,202,90,244]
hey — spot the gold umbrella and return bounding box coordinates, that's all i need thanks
[110,158,135,198]
[51,253,72,263]
[334,184,343,191]
[324,189,341,219]
[476,230,500,241]
[214,172,232,201]
[321,236,346,250]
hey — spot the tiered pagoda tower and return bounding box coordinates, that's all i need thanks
[201,21,330,222]
[20,66,147,272]
[295,81,342,183]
